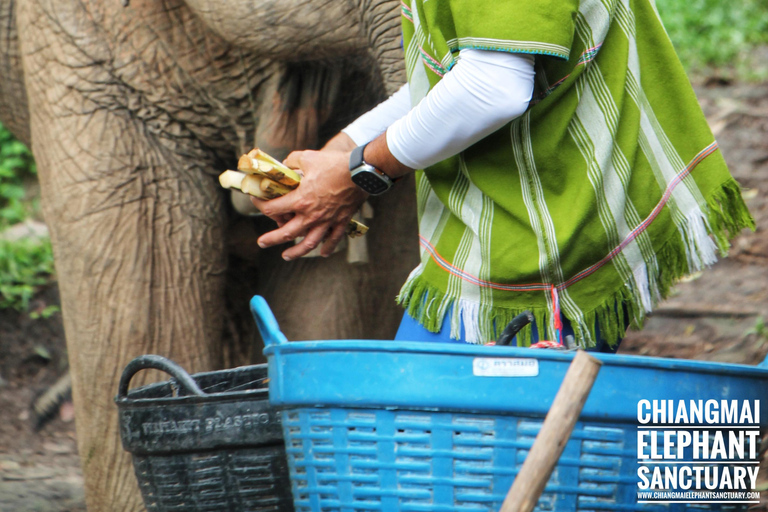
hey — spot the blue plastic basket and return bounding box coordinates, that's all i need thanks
[251,296,767,512]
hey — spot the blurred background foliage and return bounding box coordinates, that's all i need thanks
[0,124,37,229]
[0,0,767,311]
[656,0,768,81]
[0,123,53,312]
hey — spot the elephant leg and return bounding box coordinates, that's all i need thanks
[17,4,228,511]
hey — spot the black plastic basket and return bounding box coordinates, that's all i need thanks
[115,355,294,512]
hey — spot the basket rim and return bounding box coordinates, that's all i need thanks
[115,388,269,407]
[264,339,768,378]
[115,363,269,406]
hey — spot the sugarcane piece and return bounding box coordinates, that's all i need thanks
[346,212,369,264]
[247,148,298,176]
[219,170,277,200]
[346,219,368,238]
[237,154,300,190]
[260,177,292,197]
[224,147,370,238]
[237,154,257,173]
[243,175,282,199]
[219,169,369,237]
[242,149,302,189]
[219,169,246,190]
[251,149,302,188]
[244,149,367,236]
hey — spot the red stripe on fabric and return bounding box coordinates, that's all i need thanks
[419,236,550,291]
[400,2,413,22]
[533,42,603,104]
[418,141,719,293]
[419,48,445,77]
[560,141,719,289]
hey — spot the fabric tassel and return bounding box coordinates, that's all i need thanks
[397,178,754,348]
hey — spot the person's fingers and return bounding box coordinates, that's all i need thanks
[250,196,267,210]
[320,222,349,257]
[275,213,293,228]
[283,151,305,170]
[250,191,297,220]
[281,224,330,261]
[257,216,308,249]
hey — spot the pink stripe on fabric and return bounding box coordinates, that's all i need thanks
[419,48,445,77]
[419,236,550,291]
[400,1,413,22]
[560,141,719,289]
[418,141,720,293]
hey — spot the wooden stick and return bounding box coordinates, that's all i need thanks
[499,351,602,512]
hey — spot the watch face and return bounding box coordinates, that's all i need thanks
[351,168,391,195]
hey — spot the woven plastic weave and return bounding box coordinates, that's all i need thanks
[281,408,747,512]
[251,295,764,512]
[132,446,290,512]
[116,355,294,512]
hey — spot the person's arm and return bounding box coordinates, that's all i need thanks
[253,49,536,260]
[367,48,535,177]
[341,84,411,146]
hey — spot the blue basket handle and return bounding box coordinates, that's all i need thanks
[117,354,205,399]
[250,295,288,347]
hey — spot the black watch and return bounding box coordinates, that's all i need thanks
[349,143,394,196]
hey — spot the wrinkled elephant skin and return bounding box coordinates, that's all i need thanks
[0,0,416,510]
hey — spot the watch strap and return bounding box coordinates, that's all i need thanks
[349,142,401,183]
[349,142,368,171]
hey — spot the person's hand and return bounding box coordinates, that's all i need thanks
[250,149,367,260]
[321,132,357,152]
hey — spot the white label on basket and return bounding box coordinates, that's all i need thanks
[472,358,539,377]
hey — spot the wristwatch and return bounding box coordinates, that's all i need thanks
[349,142,394,195]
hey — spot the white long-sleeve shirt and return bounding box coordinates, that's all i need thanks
[342,49,536,170]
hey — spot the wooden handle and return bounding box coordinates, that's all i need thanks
[499,350,602,512]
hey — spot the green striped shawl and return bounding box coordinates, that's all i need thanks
[396,0,754,346]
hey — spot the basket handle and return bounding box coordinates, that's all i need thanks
[250,295,288,347]
[116,354,205,399]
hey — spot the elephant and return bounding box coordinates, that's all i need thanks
[0,0,418,509]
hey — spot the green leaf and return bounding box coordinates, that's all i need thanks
[0,156,26,170]
[0,237,55,311]
[0,121,38,231]
[30,305,60,320]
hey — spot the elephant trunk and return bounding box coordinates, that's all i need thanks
[355,0,406,94]
[183,0,369,60]
[186,0,406,95]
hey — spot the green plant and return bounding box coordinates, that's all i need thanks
[745,316,767,347]
[0,237,55,311]
[0,122,37,230]
[30,305,61,320]
[656,0,768,80]
[0,122,55,312]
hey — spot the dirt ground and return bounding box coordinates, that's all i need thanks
[1,81,767,512]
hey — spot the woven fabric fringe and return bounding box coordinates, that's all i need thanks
[397,179,754,348]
